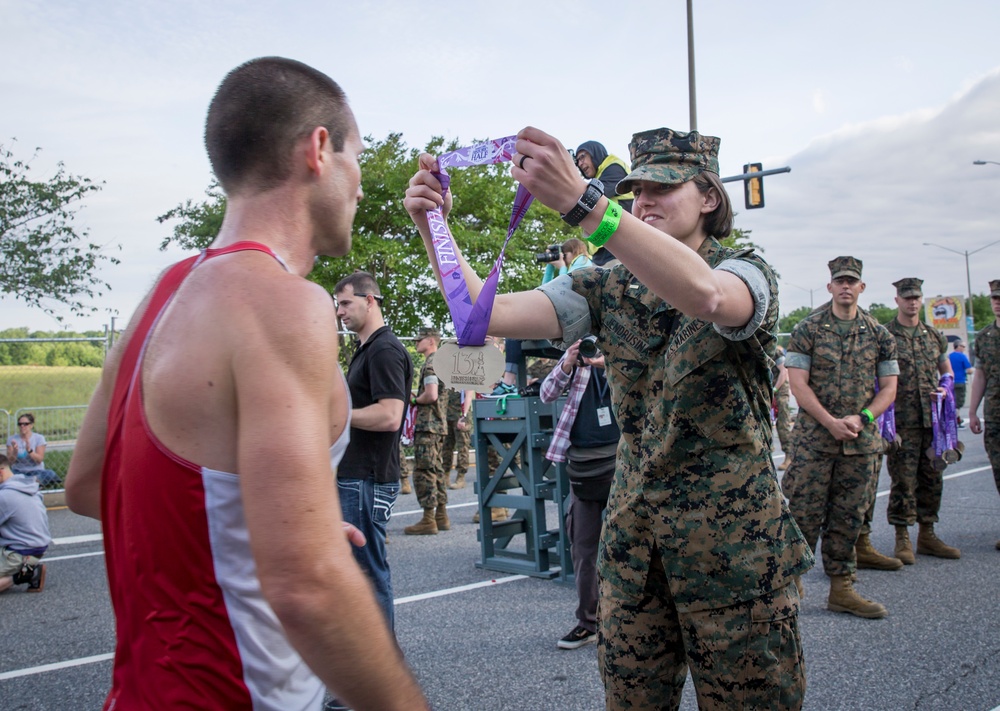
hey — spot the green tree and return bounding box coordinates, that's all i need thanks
[778,306,812,335]
[156,182,225,251]
[971,293,994,331]
[865,302,897,325]
[158,132,576,341]
[0,142,120,320]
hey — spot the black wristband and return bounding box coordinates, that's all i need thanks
[859,409,874,425]
[561,179,604,227]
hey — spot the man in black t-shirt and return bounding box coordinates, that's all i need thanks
[334,272,413,633]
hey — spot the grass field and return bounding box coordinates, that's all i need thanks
[1,365,100,441]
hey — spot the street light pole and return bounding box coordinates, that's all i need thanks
[783,281,818,309]
[687,0,697,131]
[922,241,1000,323]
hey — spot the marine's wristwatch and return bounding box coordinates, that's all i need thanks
[561,179,604,227]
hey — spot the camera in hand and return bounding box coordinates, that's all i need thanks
[578,335,599,364]
[518,382,541,397]
[535,244,562,263]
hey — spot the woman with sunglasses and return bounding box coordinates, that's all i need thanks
[6,414,61,487]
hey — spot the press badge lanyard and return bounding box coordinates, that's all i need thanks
[592,369,612,426]
[427,135,534,347]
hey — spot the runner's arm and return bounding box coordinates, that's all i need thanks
[237,282,427,710]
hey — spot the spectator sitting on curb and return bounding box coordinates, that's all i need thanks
[0,453,51,593]
[7,413,61,487]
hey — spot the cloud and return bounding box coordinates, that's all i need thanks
[737,69,1000,313]
[812,90,828,115]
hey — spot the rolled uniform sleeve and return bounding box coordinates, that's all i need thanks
[785,320,815,371]
[785,352,811,371]
[712,258,770,342]
[876,325,900,377]
[536,273,595,349]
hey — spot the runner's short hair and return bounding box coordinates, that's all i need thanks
[206,57,352,195]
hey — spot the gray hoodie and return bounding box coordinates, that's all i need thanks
[0,474,52,553]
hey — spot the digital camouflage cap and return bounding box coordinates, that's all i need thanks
[991,279,1000,297]
[415,326,441,341]
[828,256,863,280]
[893,277,923,298]
[617,127,720,195]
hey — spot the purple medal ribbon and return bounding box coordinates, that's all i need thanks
[931,373,959,456]
[875,378,897,443]
[426,136,534,346]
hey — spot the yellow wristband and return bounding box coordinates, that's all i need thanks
[586,200,622,248]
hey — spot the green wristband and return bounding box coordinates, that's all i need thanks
[860,408,874,424]
[585,200,623,247]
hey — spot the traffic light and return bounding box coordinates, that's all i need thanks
[744,163,764,209]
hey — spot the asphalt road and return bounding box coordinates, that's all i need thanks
[1,433,998,711]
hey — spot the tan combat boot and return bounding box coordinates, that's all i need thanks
[827,575,888,619]
[435,504,451,531]
[404,508,438,535]
[400,477,412,495]
[778,456,791,471]
[472,507,510,524]
[855,532,903,570]
[894,525,915,565]
[916,523,961,559]
[448,473,466,490]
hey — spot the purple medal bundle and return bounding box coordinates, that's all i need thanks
[426,136,534,391]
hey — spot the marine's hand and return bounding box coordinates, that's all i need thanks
[827,417,860,441]
[970,413,983,435]
[404,153,453,229]
[512,127,588,215]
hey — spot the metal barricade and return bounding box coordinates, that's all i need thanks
[473,394,573,580]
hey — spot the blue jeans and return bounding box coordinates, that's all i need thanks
[336,478,398,631]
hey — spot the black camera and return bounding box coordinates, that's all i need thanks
[535,244,561,263]
[518,382,541,397]
[578,335,599,364]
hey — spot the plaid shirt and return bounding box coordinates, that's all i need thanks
[539,352,591,463]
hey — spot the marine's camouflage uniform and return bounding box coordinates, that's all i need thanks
[973,322,1000,494]
[413,352,448,509]
[538,237,813,711]
[783,303,898,576]
[775,377,794,455]
[441,388,470,478]
[885,318,950,526]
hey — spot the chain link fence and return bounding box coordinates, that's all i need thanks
[1,334,114,491]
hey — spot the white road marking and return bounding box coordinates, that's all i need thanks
[11,463,992,683]
[0,653,114,681]
[0,575,529,680]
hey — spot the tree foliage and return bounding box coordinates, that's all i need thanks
[0,327,106,367]
[778,306,812,336]
[865,303,898,325]
[0,142,120,320]
[158,132,576,339]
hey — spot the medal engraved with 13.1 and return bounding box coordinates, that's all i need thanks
[436,341,505,393]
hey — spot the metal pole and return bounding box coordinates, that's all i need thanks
[965,251,974,326]
[687,0,697,131]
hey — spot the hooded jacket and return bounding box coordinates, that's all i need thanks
[0,474,51,553]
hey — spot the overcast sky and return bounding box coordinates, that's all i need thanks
[4,0,1000,331]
